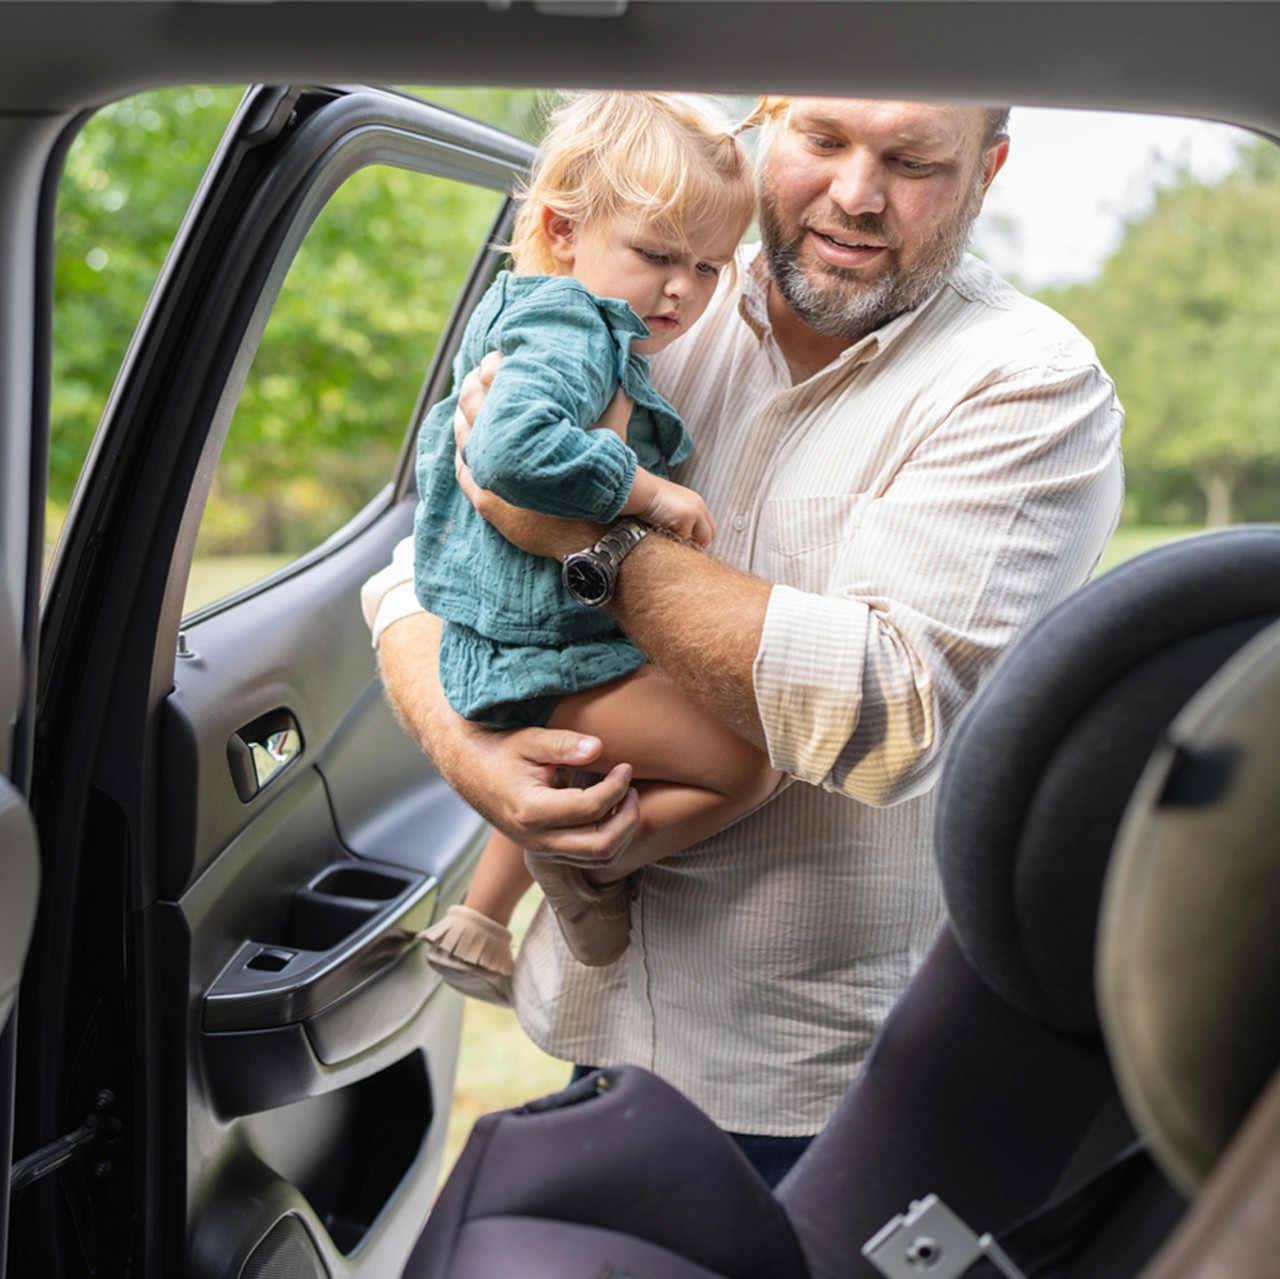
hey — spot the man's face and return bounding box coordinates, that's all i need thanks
[758,98,1008,339]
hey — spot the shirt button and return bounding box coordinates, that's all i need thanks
[731,514,747,532]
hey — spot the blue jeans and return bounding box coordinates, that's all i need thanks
[723,1131,813,1189]
[569,1066,813,1189]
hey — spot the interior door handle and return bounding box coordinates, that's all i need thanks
[227,707,303,801]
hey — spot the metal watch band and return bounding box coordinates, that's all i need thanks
[594,518,649,570]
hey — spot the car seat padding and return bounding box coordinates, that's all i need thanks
[1101,617,1280,1196]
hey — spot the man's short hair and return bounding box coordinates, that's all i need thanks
[747,98,1011,152]
[984,107,1012,148]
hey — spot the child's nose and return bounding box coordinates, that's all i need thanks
[666,268,695,298]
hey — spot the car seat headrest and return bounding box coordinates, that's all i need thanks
[1099,618,1280,1197]
[936,527,1280,1035]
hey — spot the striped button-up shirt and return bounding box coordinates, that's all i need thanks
[366,246,1124,1134]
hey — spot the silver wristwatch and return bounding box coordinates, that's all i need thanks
[562,519,650,607]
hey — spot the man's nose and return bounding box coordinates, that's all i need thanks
[828,151,887,217]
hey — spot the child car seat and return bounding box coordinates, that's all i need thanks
[405,527,1280,1279]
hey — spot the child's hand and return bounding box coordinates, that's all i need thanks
[623,469,716,547]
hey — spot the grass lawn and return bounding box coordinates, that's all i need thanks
[1095,525,1201,576]
[184,553,295,613]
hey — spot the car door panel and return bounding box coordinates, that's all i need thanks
[21,85,530,1278]
[167,505,487,1122]
[0,782,38,1037]
[156,503,486,901]
[0,583,39,1041]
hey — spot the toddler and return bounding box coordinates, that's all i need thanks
[414,91,780,1005]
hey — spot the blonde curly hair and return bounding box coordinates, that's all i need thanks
[508,91,756,277]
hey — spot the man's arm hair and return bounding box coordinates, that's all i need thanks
[609,534,772,751]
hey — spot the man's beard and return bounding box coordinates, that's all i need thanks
[759,176,985,340]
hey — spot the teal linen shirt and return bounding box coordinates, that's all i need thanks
[414,272,694,726]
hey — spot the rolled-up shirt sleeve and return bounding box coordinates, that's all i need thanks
[754,359,1124,804]
[360,535,418,647]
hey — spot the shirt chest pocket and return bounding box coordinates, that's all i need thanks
[758,494,864,594]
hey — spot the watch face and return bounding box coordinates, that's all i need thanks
[564,554,611,606]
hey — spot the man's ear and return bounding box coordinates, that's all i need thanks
[979,135,1010,194]
[542,206,576,268]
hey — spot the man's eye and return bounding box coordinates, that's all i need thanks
[805,134,841,152]
[896,158,936,175]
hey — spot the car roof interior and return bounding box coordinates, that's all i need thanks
[0,0,1278,143]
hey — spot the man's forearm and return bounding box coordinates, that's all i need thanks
[375,610,469,781]
[458,455,772,750]
[609,533,771,750]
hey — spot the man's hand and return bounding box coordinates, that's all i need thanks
[466,726,643,863]
[377,611,642,863]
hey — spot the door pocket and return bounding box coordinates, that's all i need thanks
[201,860,438,1116]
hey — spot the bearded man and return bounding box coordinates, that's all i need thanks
[363,97,1124,1186]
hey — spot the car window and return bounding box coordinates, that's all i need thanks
[184,161,505,613]
[50,87,245,573]
[51,97,1276,624]
[48,85,531,616]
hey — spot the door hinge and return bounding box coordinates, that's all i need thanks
[10,1089,123,1193]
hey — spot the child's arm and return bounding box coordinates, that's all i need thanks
[463,293,639,524]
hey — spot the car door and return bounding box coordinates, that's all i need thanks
[12,84,531,1278]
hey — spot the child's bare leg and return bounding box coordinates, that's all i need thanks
[421,831,532,1007]
[464,830,535,924]
[531,665,783,966]
[549,663,783,865]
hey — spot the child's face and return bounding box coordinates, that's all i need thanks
[546,212,742,355]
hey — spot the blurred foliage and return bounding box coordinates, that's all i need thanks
[1041,138,1280,526]
[205,159,505,556]
[50,86,240,545]
[51,89,1280,554]
[51,84,540,557]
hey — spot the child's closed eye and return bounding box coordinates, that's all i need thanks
[635,246,672,265]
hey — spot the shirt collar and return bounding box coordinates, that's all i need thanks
[736,242,959,375]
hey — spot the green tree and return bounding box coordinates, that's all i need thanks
[52,87,246,533]
[1042,141,1280,526]
[52,85,540,555]
[202,159,507,555]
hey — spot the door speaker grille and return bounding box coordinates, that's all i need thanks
[240,1215,328,1279]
